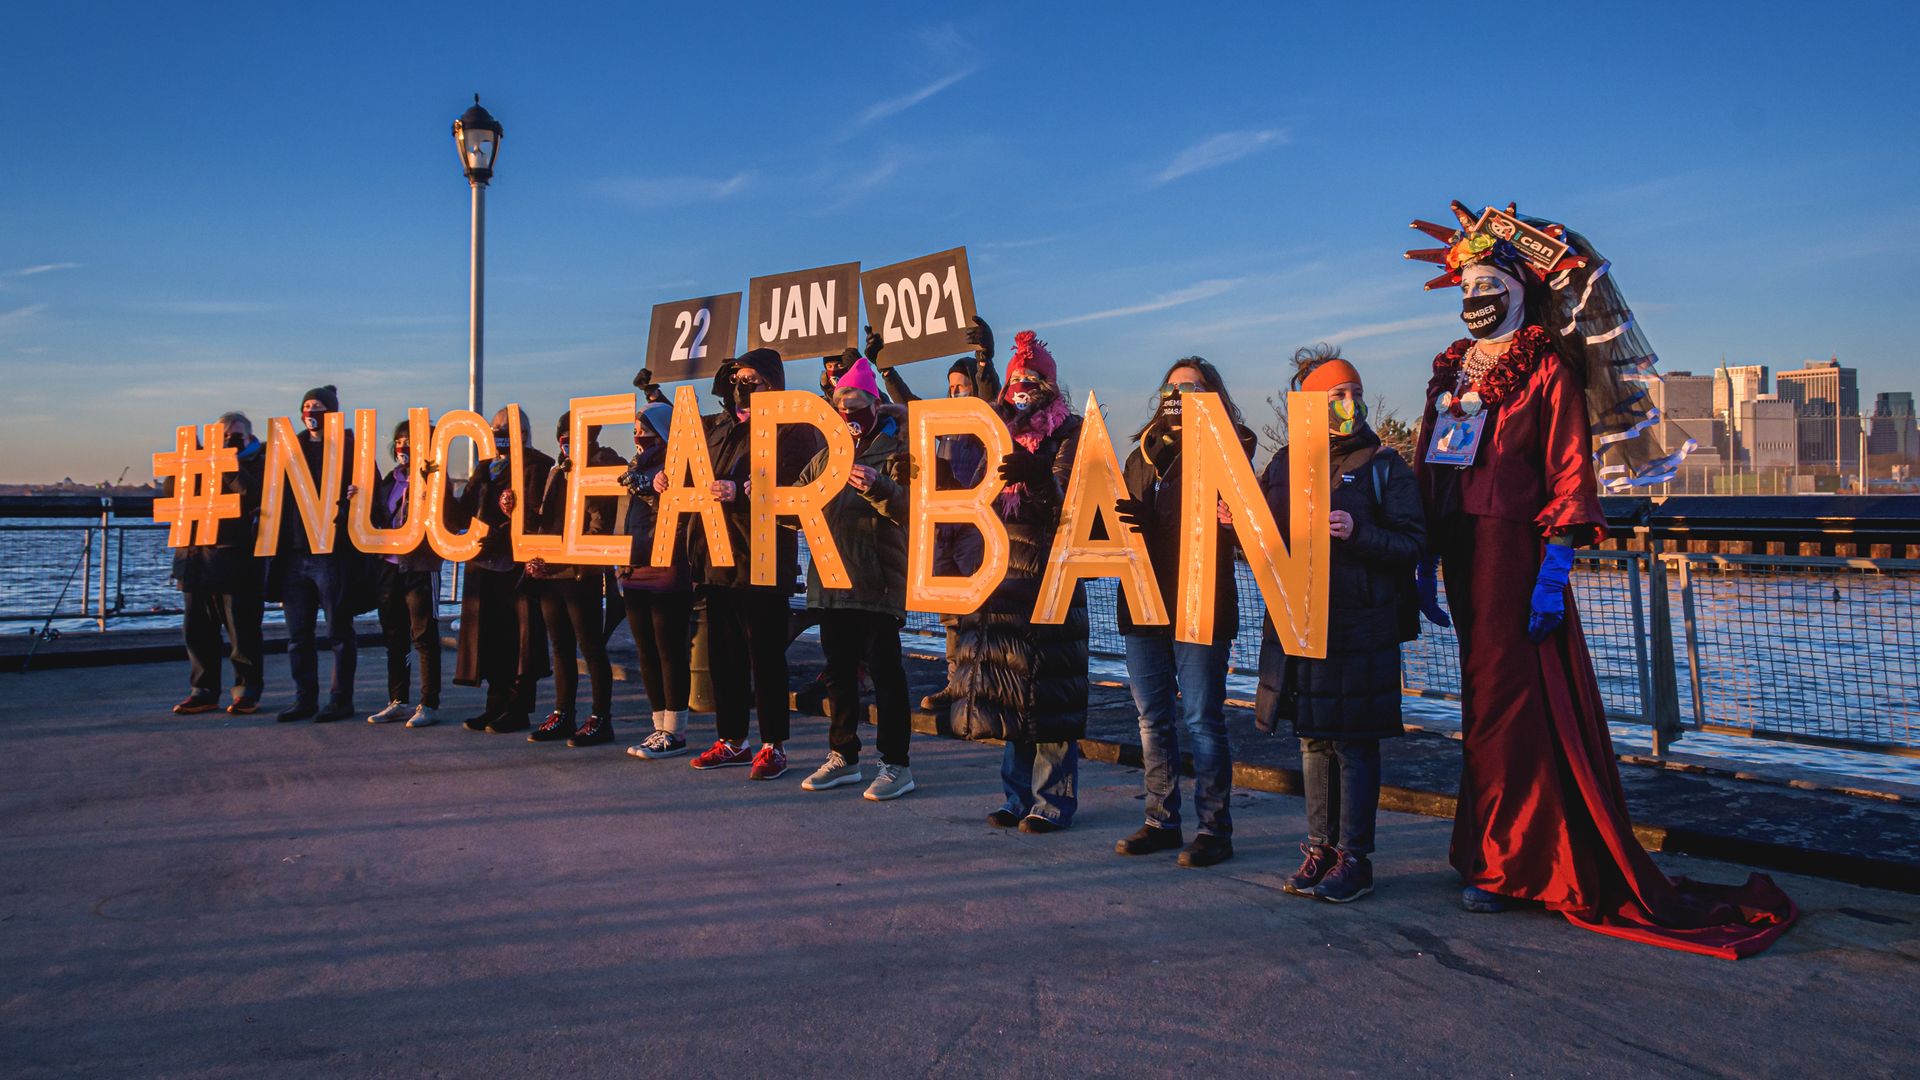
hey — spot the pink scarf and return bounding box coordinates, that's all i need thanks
[995,395,1070,517]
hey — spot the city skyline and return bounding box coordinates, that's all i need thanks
[3,3,1918,484]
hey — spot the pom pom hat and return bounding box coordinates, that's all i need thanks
[1001,330,1056,401]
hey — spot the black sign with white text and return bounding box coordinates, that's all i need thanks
[747,262,861,361]
[644,292,742,383]
[859,247,977,366]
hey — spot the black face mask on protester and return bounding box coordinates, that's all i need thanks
[733,381,760,412]
[839,405,877,439]
[224,432,248,450]
[1461,291,1509,339]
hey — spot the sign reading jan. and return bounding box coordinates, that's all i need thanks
[1473,207,1570,275]
[747,261,861,361]
[644,292,742,383]
[858,247,977,366]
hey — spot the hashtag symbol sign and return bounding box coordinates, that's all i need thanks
[152,423,242,547]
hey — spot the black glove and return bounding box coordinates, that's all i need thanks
[864,324,885,366]
[998,446,1047,487]
[1113,497,1149,534]
[965,315,995,362]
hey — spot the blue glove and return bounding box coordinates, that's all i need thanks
[1416,557,1450,628]
[1528,542,1575,644]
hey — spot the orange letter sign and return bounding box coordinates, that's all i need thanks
[904,397,1012,614]
[1033,392,1165,625]
[255,412,345,556]
[748,390,852,587]
[652,386,731,569]
[1179,391,1329,657]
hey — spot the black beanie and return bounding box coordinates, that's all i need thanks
[301,385,339,412]
[736,348,785,391]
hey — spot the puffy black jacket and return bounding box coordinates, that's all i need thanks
[950,407,1089,744]
[1252,428,1426,740]
[1115,421,1256,640]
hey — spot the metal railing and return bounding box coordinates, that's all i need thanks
[4,494,1916,755]
[0,513,465,634]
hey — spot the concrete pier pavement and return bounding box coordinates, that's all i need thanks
[2,654,1917,1078]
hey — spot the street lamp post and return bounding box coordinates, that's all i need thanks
[453,95,503,452]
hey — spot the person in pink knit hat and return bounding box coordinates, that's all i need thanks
[945,331,1091,832]
[793,358,918,800]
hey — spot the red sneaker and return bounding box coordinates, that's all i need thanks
[690,739,753,770]
[749,743,788,781]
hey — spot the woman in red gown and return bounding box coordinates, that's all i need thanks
[1408,201,1797,958]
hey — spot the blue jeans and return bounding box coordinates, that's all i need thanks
[1001,740,1079,824]
[1125,633,1234,837]
[281,553,356,708]
[1300,738,1381,855]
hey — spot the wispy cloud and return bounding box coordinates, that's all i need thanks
[11,262,81,277]
[1042,279,1242,328]
[0,303,47,332]
[1154,129,1287,185]
[1312,313,1458,343]
[133,300,273,315]
[595,172,752,209]
[850,67,977,131]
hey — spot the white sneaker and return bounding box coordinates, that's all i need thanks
[800,751,863,791]
[368,701,409,724]
[405,705,438,728]
[864,763,916,801]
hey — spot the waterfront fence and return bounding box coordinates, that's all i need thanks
[2,495,1915,756]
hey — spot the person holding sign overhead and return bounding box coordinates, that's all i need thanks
[1111,358,1256,869]
[948,331,1090,833]
[794,359,917,801]
[669,348,824,781]
[1255,348,1425,903]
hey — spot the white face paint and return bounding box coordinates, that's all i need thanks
[1459,264,1526,340]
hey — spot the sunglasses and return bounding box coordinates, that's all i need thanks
[1159,381,1206,398]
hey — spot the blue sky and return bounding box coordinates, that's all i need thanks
[2,2,1916,482]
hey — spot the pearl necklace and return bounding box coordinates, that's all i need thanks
[1459,338,1511,390]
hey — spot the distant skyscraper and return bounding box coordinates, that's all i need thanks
[1777,358,1861,468]
[1869,391,1917,461]
[1713,364,1768,432]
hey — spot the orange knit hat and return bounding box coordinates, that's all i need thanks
[1300,358,1362,393]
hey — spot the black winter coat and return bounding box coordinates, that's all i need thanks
[171,440,265,594]
[617,442,693,592]
[449,444,555,574]
[1115,421,1256,640]
[1253,428,1426,740]
[950,407,1090,744]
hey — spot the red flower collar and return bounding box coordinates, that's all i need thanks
[1427,324,1551,409]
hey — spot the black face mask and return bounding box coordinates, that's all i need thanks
[840,406,877,439]
[224,432,248,450]
[1461,292,1508,339]
[733,382,759,411]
